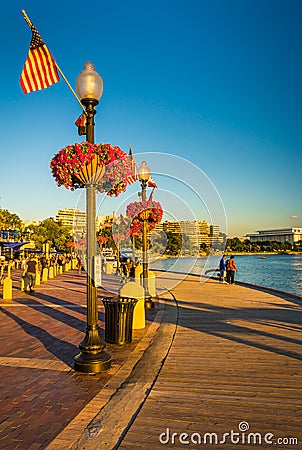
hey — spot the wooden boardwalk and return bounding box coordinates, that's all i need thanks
[118,276,302,449]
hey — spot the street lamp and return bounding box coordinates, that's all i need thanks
[114,215,124,276]
[138,161,154,309]
[73,62,111,373]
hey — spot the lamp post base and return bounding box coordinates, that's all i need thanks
[74,350,111,373]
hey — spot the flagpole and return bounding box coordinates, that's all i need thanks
[55,64,87,114]
[21,10,86,114]
[148,187,155,201]
[21,9,33,28]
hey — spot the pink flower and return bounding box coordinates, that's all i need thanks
[50,142,131,197]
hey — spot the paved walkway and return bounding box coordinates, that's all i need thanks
[0,268,159,450]
[1,270,302,449]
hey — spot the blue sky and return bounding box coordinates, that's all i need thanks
[1,0,301,237]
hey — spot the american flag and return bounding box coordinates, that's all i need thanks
[125,145,139,184]
[147,176,158,188]
[20,23,60,94]
[75,112,87,136]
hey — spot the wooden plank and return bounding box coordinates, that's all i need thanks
[119,275,302,449]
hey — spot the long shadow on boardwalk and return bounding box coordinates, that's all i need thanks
[0,307,78,366]
[15,294,87,331]
[14,292,106,326]
[162,293,302,361]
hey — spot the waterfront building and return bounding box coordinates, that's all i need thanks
[157,220,222,249]
[154,222,164,232]
[56,208,86,235]
[210,225,220,237]
[246,228,302,246]
[199,221,210,235]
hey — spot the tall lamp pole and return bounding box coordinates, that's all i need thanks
[113,215,121,275]
[138,161,154,309]
[73,62,111,373]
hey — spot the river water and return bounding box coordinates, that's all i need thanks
[150,254,302,297]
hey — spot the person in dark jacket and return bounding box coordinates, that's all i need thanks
[226,255,238,285]
[219,254,227,283]
[24,254,38,292]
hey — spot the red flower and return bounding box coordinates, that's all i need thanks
[126,200,163,235]
[97,236,108,244]
[50,142,133,197]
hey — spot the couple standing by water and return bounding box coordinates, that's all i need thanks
[219,254,238,284]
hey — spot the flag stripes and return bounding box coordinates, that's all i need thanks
[20,24,59,94]
[126,173,139,184]
[75,112,87,136]
[148,176,158,188]
[75,113,86,128]
[125,145,139,184]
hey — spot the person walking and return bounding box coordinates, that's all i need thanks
[24,254,38,293]
[226,255,238,285]
[77,256,83,275]
[40,254,48,276]
[219,254,227,283]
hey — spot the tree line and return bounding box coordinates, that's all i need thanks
[226,237,302,253]
[0,208,72,253]
[1,207,301,255]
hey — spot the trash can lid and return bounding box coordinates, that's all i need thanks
[102,296,138,304]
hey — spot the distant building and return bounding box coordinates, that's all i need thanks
[56,208,86,235]
[157,220,222,249]
[55,209,117,236]
[210,225,220,237]
[246,228,302,246]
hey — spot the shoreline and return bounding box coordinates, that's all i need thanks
[152,251,302,260]
[225,251,302,256]
[150,253,302,298]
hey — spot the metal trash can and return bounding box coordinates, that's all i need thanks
[102,297,138,344]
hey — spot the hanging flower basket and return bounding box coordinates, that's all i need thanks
[73,154,106,186]
[126,200,163,236]
[50,142,133,197]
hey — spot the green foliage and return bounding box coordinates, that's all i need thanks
[98,218,117,251]
[226,237,245,252]
[149,230,167,254]
[164,232,182,256]
[0,208,22,230]
[31,218,73,252]
[226,237,298,253]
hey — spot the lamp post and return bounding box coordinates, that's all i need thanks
[73,62,111,373]
[138,161,154,309]
[114,215,121,275]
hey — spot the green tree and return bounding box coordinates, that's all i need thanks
[283,240,292,251]
[250,242,261,252]
[32,218,73,252]
[164,232,182,256]
[0,208,22,231]
[226,237,245,252]
[150,230,167,255]
[270,240,283,252]
[98,218,116,251]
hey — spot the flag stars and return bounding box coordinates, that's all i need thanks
[30,27,44,49]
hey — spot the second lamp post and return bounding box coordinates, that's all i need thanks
[138,161,154,309]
